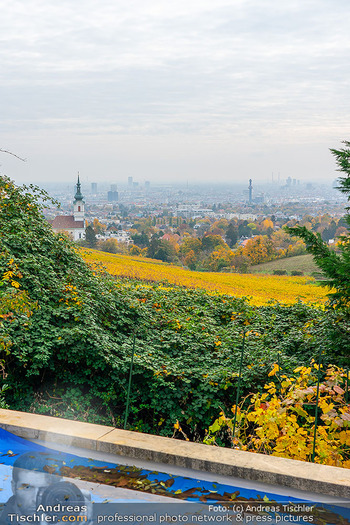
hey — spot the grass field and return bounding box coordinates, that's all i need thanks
[81,249,329,306]
[249,254,320,276]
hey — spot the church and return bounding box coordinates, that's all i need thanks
[50,175,86,241]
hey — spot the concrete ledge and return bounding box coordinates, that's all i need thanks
[0,409,115,450]
[0,409,349,499]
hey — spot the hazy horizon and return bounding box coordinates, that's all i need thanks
[1,1,349,186]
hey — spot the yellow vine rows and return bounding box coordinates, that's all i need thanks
[81,249,328,306]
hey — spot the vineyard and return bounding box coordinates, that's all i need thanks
[81,249,329,306]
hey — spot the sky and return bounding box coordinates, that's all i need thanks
[1,0,350,186]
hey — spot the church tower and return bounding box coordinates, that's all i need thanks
[73,173,85,222]
[50,173,86,241]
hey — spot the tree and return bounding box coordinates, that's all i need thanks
[131,232,149,248]
[92,218,106,235]
[147,235,161,259]
[183,249,197,270]
[85,225,97,248]
[286,141,350,309]
[179,237,202,256]
[238,221,252,238]
[147,235,176,262]
[201,234,226,252]
[205,246,234,272]
[0,149,26,162]
[240,235,274,265]
[97,238,128,254]
[225,223,238,248]
[321,220,337,243]
[129,244,141,256]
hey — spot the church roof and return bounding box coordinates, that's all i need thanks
[49,216,85,230]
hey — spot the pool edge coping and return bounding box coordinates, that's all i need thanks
[0,409,349,499]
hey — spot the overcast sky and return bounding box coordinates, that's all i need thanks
[1,0,349,186]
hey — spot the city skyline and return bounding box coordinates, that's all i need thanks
[1,0,350,185]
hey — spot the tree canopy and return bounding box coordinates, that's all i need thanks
[286,142,350,311]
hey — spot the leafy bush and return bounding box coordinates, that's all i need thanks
[0,176,138,423]
[273,269,287,275]
[203,364,350,467]
[291,270,304,276]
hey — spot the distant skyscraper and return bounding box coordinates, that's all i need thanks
[91,182,97,193]
[110,183,118,192]
[145,181,150,190]
[107,190,119,202]
[128,176,133,187]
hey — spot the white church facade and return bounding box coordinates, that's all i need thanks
[50,175,86,241]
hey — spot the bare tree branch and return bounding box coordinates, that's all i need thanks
[0,149,26,162]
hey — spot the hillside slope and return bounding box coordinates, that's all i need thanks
[81,249,328,306]
[249,254,319,275]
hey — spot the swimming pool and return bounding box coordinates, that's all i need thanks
[0,428,348,524]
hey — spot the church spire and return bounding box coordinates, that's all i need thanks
[73,172,85,223]
[74,172,84,201]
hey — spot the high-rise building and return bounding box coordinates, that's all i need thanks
[108,183,118,202]
[128,176,133,187]
[91,182,97,193]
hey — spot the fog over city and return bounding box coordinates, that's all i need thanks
[1,0,350,186]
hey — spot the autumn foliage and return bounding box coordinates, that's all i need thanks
[203,364,350,468]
